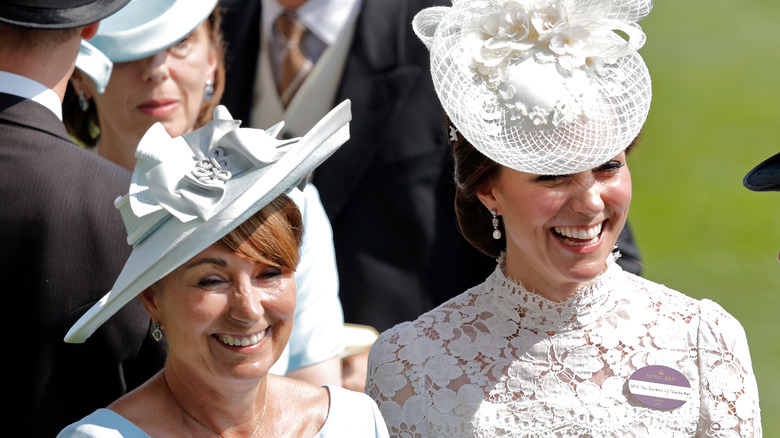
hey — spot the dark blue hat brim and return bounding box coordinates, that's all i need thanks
[743,152,780,192]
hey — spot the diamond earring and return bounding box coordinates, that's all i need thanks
[491,210,502,240]
[152,322,164,342]
[204,79,214,101]
[78,90,89,111]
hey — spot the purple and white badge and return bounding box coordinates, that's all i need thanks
[628,365,692,410]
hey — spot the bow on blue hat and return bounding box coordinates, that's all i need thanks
[118,106,301,246]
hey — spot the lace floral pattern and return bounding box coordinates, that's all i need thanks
[366,258,761,437]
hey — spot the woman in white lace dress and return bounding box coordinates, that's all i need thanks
[365,0,762,436]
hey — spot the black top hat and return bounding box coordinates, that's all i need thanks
[0,0,131,29]
[743,152,780,192]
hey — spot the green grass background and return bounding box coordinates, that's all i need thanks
[631,0,779,432]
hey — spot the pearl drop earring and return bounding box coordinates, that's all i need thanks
[491,210,502,240]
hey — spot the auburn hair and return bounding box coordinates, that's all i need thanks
[218,194,303,270]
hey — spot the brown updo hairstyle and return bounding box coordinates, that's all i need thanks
[218,194,304,271]
[447,115,505,258]
[63,6,226,147]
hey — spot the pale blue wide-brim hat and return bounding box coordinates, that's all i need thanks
[76,0,217,93]
[65,100,352,343]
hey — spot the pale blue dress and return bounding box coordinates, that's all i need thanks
[274,185,344,375]
[58,386,389,437]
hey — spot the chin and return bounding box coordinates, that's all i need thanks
[222,360,274,382]
[162,122,190,138]
[565,254,612,282]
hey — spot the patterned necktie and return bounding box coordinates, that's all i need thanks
[274,11,314,107]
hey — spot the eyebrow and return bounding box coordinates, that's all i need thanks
[184,257,227,270]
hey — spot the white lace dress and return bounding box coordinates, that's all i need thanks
[365,257,761,437]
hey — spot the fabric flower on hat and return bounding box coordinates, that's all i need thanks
[413,0,653,175]
[461,0,647,129]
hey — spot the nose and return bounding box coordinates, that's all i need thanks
[140,51,170,83]
[227,284,263,326]
[569,175,605,215]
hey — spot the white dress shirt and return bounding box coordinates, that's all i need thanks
[0,71,63,120]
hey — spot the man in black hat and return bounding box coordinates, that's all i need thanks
[0,2,166,435]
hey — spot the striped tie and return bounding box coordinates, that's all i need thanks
[274,11,313,107]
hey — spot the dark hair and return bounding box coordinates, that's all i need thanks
[447,115,504,258]
[63,6,226,147]
[63,81,99,146]
[0,22,79,53]
[218,194,303,271]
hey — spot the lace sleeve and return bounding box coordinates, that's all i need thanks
[696,299,762,436]
[366,322,430,438]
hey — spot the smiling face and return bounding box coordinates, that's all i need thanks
[140,196,302,384]
[478,152,632,300]
[142,244,296,382]
[84,21,217,169]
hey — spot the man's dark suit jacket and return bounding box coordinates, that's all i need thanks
[219,0,642,332]
[0,94,166,436]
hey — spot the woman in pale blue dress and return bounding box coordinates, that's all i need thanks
[58,100,387,437]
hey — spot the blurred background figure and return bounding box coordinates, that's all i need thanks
[0,1,169,436]
[219,0,493,333]
[64,0,345,386]
[340,323,379,392]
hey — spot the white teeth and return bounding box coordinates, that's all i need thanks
[553,223,602,241]
[218,331,265,347]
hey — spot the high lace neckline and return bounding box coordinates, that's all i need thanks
[486,252,622,333]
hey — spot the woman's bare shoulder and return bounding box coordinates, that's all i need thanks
[268,374,330,407]
[108,372,165,412]
[105,373,181,435]
[267,375,330,434]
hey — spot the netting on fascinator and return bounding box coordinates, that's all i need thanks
[414,0,653,175]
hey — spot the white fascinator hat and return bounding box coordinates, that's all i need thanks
[413,0,653,175]
[76,0,217,93]
[65,100,352,343]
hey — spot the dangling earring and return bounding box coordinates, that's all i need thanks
[152,322,164,342]
[78,90,89,111]
[491,210,502,240]
[204,79,214,101]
